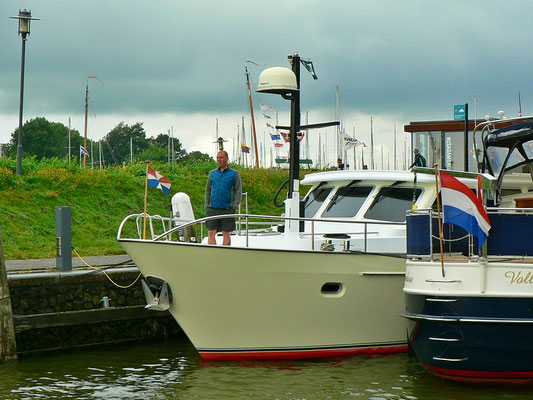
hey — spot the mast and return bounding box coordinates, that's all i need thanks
[83,78,88,167]
[98,141,102,169]
[318,133,322,169]
[353,126,356,170]
[305,110,309,162]
[237,124,240,165]
[167,129,170,163]
[68,118,71,163]
[83,76,103,167]
[241,116,247,168]
[90,140,94,169]
[245,65,260,168]
[394,124,398,170]
[370,116,374,169]
[171,125,175,168]
[335,87,341,160]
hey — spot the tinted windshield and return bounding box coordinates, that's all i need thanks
[321,186,373,218]
[303,187,332,217]
[364,187,422,222]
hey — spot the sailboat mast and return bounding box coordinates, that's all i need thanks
[335,87,340,160]
[394,124,398,170]
[84,78,89,167]
[242,116,247,168]
[68,118,71,164]
[245,65,259,168]
[305,110,309,161]
[370,116,374,169]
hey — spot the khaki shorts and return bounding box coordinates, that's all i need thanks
[206,207,236,232]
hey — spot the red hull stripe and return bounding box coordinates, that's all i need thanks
[423,363,533,385]
[200,345,408,361]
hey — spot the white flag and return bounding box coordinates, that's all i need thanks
[260,103,274,111]
[342,134,362,150]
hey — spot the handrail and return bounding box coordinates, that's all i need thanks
[152,214,404,241]
[117,212,405,252]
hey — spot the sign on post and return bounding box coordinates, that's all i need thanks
[454,104,466,120]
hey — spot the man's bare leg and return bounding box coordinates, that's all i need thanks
[222,231,231,246]
[208,230,217,245]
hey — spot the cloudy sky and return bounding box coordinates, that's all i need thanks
[1,0,532,167]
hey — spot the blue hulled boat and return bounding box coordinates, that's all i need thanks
[404,116,533,384]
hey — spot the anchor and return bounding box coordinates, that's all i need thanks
[141,277,172,311]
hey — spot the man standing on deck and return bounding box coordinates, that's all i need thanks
[205,151,242,245]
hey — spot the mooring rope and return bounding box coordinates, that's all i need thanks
[73,249,142,289]
[0,255,138,302]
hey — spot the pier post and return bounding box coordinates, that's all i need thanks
[56,206,72,271]
[0,223,17,361]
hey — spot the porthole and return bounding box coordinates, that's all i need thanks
[321,282,343,294]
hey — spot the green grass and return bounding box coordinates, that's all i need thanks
[0,157,310,259]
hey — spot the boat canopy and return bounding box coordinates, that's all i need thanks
[483,121,533,188]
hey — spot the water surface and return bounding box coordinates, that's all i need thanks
[0,338,530,399]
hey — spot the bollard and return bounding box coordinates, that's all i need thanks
[0,223,17,360]
[56,206,72,272]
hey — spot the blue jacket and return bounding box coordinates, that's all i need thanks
[205,167,242,209]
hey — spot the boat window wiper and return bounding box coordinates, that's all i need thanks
[325,180,360,212]
[372,181,405,205]
[304,181,327,205]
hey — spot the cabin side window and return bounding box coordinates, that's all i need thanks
[486,146,507,175]
[364,187,422,222]
[501,188,521,196]
[303,187,333,217]
[321,186,373,218]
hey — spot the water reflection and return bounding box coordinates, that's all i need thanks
[0,338,531,399]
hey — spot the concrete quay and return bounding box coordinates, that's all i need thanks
[1,254,183,357]
[5,255,133,274]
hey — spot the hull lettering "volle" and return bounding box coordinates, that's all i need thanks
[505,270,533,285]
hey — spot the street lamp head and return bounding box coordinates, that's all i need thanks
[256,67,298,97]
[10,9,39,38]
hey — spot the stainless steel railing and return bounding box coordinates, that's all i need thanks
[117,212,405,252]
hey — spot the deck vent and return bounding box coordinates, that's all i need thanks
[321,282,343,294]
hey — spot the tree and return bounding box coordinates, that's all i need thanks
[179,151,213,164]
[5,117,84,159]
[148,133,187,162]
[101,122,149,164]
[137,145,167,162]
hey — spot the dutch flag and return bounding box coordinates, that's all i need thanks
[440,170,491,247]
[147,167,171,195]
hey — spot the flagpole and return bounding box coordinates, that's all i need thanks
[143,160,150,240]
[434,164,446,277]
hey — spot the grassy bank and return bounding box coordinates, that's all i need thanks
[0,157,301,260]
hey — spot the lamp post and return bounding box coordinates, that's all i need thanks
[10,9,39,175]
